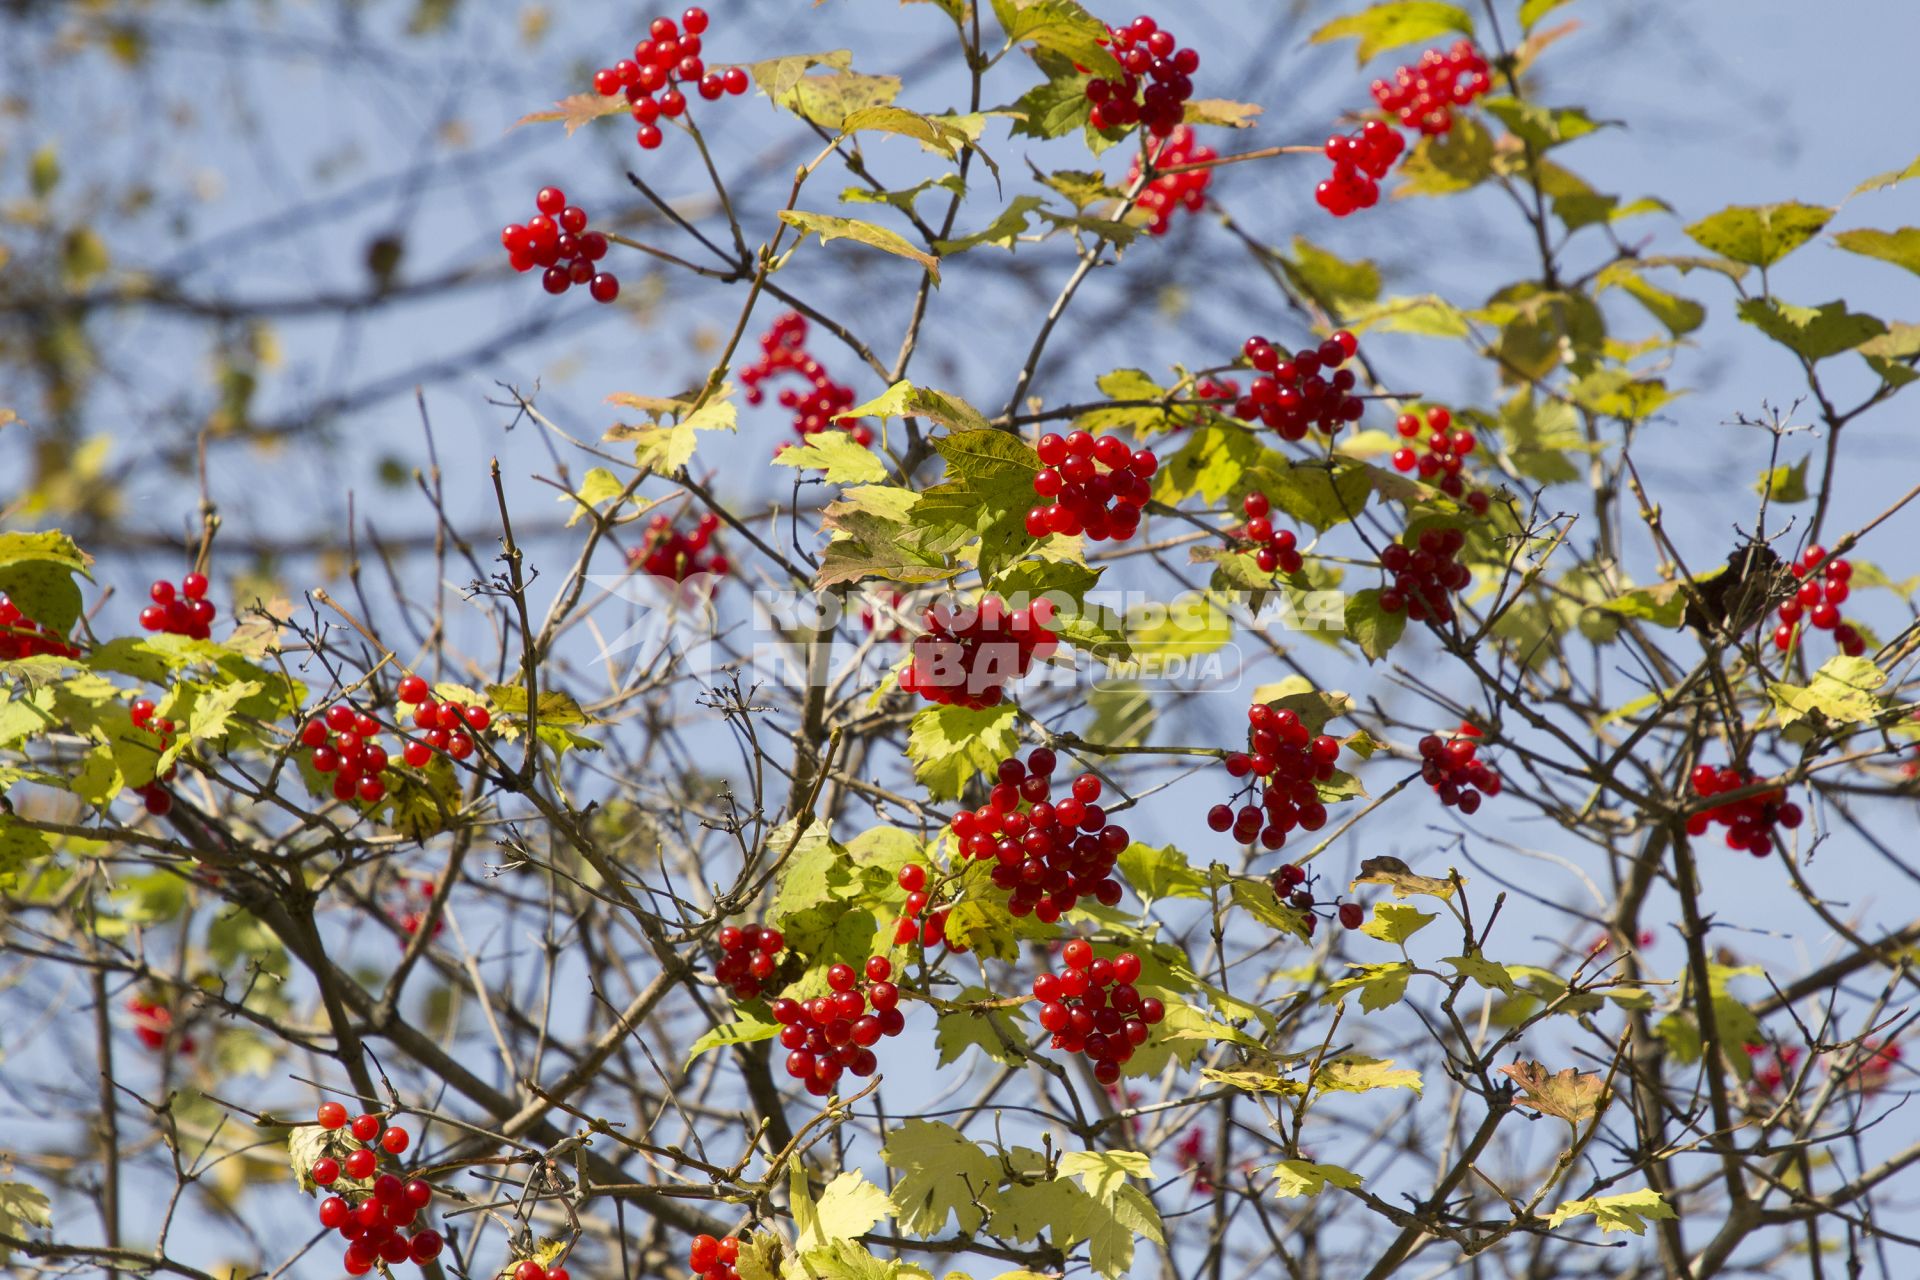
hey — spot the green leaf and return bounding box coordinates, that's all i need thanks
[1309,2,1473,64]
[907,702,1022,800]
[1735,297,1886,362]
[1395,115,1495,197]
[685,1006,782,1065]
[1546,1187,1676,1236]
[882,1119,999,1235]
[1272,1160,1365,1199]
[1343,293,1473,338]
[1481,98,1605,151]
[840,105,976,159]
[1359,902,1436,944]
[1444,952,1518,995]
[0,530,92,633]
[1321,961,1413,1013]
[1768,654,1888,727]
[0,818,52,890]
[912,430,1042,581]
[1832,226,1920,278]
[844,381,991,433]
[1519,0,1574,31]
[1058,1149,1151,1201]
[771,69,903,129]
[1684,202,1834,268]
[1851,154,1920,197]
[1116,842,1209,902]
[1860,322,1920,388]
[748,49,855,99]
[1344,589,1406,663]
[935,986,1029,1066]
[935,195,1048,254]
[1182,98,1264,128]
[1246,461,1374,531]
[1123,592,1232,661]
[780,211,940,279]
[800,1170,895,1249]
[772,432,889,483]
[28,145,59,198]
[486,683,598,726]
[1313,1055,1424,1095]
[1567,369,1679,420]
[1594,262,1705,336]
[1011,54,1096,141]
[1755,457,1810,504]
[841,174,967,216]
[1352,857,1461,900]
[1281,236,1382,309]
[562,467,628,527]
[990,0,1122,77]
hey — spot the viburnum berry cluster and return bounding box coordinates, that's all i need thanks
[127,992,192,1052]
[771,954,905,1096]
[307,1107,442,1275]
[1687,764,1802,855]
[1316,121,1404,216]
[1776,545,1865,656]
[502,187,619,302]
[1418,723,1500,815]
[138,572,215,638]
[400,679,491,762]
[1085,15,1200,137]
[687,1234,742,1280]
[1744,1040,1803,1095]
[298,703,396,805]
[1268,862,1368,933]
[1026,430,1158,542]
[1371,41,1493,136]
[1377,526,1471,622]
[1031,940,1162,1084]
[892,860,959,952]
[714,921,785,1000]
[384,873,444,942]
[128,696,180,814]
[0,594,76,659]
[1128,125,1214,235]
[1231,330,1364,439]
[1232,492,1304,575]
[589,7,750,151]
[743,313,868,446]
[1206,703,1337,849]
[1192,373,1242,406]
[898,595,1058,709]
[629,512,730,580]
[949,748,1129,922]
[1392,405,1490,511]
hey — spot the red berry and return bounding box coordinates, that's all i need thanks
[590,272,621,303]
[311,1157,340,1185]
[317,1100,348,1130]
[350,1113,382,1142]
[535,187,566,215]
[381,1126,410,1154]
[345,1148,378,1180]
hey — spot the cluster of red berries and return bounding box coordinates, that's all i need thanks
[0,594,76,659]
[1128,125,1214,235]
[629,513,730,581]
[589,8,750,151]
[137,573,215,639]
[898,595,1058,709]
[1418,723,1500,815]
[1232,492,1304,575]
[1026,431,1159,542]
[298,704,395,806]
[771,956,905,1097]
[1775,547,1865,656]
[1392,406,1490,511]
[1687,764,1802,856]
[687,1234,743,1280]
[714,922,785,1000]
[1269,863,1367,934]
[1316,121,1404,217]
[1207,704,1337,849]
[948,748,1129,923]
[129,697,180,814]
[1085,15,1201,137]
[1370,42,1492,136]
[308,1106,442,1275]
[1231,331,1364,439]
[743,313,868,446]
[502,187,619,302]
[399,679,490,762]
[1192,374,1242,406]
[1744,1040,1803,1095]
[891,861,957,952]
[127,992,192,1052]
[385,874,444,942]
[1032,941,1162,1084]
[505,1264,572,1280]
[1377,527,1471,622]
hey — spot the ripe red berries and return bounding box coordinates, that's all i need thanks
[1316,121,1403,216]
[1032,943,1159,1084]
[1219,702,1337,849]
[1418,724,1500,814]
[1235,491,1303,575]
[1233,331,1363,439]
[502,189,619,303]
[1026,431,1158,543]
[899,595,1058,709]
[950,747,1128,922]
[688,1234,742,1280]
[1688,764,1801,856]
[1371,41,1492,137]
[138,572,216,639]
[1086,15,1201,138]
[0,593,77,659]
[771,957,905,1097]
[714,922,785,1000]
[629,512,729,581]
[1775,546,1865,656]
[306,1109,436,1274]
[1377,526,1471,623]
[1128,125,1215,235]
[127,993,193,1052]
[744,313,869,447]
[589,8,750,154]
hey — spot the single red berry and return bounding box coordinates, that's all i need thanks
[1338,902,1365,929]
[317,1101,348,1130]
[381,1126,410,1154]
[350,1113,383,1142]
[344,1148,378,1180]
[535,187,566,215]
[311,1157,340,1185]
[589,272,621,303]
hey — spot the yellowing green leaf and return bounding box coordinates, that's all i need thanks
[1352,856,1461,900]
[1313,1055,1423,1095]
[1832,226,1920,277]
[1272,1159,1364,1199]
[1444,952,1519,995]
[1546,1187,1675,1236]
[1360,902,1437,944]
[685,1006,781,1065]
[882,1119,998,1234]
[907,702,1021,800]
[1768,654,1888,726]
[1685,202,1834,269]
[1309,1,1473,64]
[1321,961,1413,1013]
[772,433,889,484]
[780,210,940,279]
[1735,297,1886,362]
